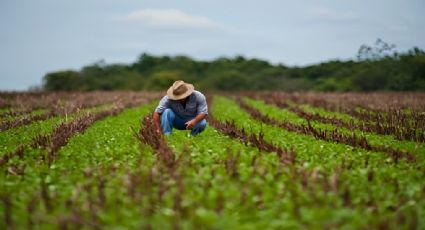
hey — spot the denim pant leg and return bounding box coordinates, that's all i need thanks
[191,119,207,136]
[173,115,188,130]
[161,109,176,135]
[161,109,188,134]
[161,109,206,135]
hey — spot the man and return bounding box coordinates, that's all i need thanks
[153,80,208,136]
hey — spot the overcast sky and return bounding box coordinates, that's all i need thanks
[1,0,424,91]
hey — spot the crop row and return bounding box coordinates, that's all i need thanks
[236,97,415,164]
[0,92,157,132]
[242,96,425,163]
[0,91,160,111]
[204,96,424,228]
[253,93,425,142]
[1,101,157,229]
[253,91,425,112]
[0,98,152,171]
[1,93,424,229]
[255,92,425,131]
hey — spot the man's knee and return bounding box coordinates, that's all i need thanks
[162,108,175,119]
[190,119,207,136]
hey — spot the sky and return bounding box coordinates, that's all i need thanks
[1,0,424,91]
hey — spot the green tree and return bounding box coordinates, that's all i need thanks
[43,70,81,91]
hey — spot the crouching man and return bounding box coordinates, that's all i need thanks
[153,80,208,136]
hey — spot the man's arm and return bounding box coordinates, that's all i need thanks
[153,112,161,133]
[185,92,208,129]
[185,113,207,130]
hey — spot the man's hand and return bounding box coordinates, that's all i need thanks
[185,119,197,130]
[186,113,207,130]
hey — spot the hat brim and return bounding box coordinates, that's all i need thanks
[167,83,194,100]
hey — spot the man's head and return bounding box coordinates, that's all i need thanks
[167,80,194,101]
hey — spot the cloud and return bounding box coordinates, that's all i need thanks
[118,9,218,29]
[307,6,357,22]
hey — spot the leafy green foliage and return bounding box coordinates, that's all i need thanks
[42,45,425,92]
[0,105,107,154]
[1,93,424,229]
[211,96,425,228]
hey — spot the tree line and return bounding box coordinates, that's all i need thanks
[43,40,425,92]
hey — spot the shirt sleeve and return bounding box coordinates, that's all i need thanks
[154,96,170,114]
[196,92,208,115]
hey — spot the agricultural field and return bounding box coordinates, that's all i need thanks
[0,91,424,229]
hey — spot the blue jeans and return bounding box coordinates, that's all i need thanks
[161,108,207,136]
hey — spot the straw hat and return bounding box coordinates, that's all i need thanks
[167,80,194,100]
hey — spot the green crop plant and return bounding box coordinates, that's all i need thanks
[0,104,111,155]
[0,92,424,229]
[211,96,425,229]
[243,97,425,163]
[0,102,156,229]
